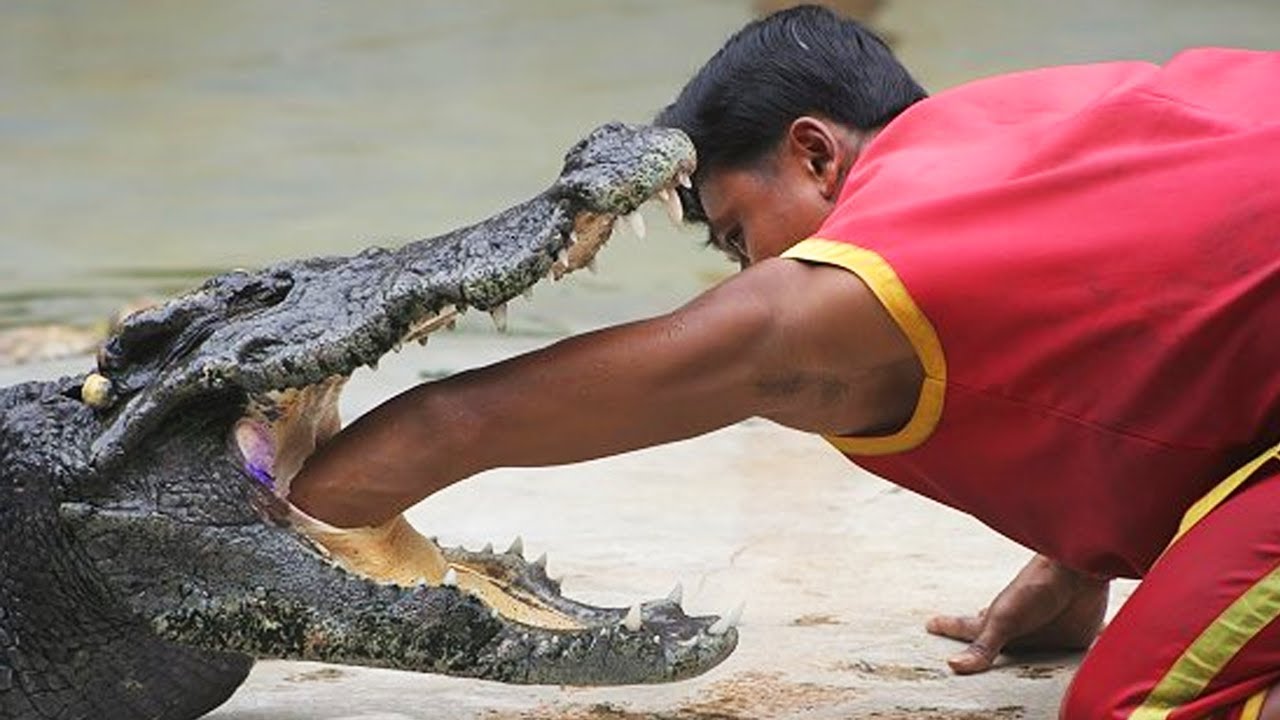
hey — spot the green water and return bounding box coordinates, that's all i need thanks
[2,1,1275,334]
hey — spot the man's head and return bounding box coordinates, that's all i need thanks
[657,5,924,266]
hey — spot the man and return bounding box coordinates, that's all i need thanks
[289,6,1280,718]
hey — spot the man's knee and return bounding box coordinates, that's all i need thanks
[1063,660,1276,720]
[1060,656,1139,720]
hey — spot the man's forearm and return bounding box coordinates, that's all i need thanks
[287,281,774,527]
[287,258,915,528]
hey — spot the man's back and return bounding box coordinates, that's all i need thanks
[788,48,1280,577]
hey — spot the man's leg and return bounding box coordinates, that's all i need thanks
[1062,464,1280,720]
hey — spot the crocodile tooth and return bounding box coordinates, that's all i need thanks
[441,568,458,587]
[622,211,646,239]
[482,542,494,554]
[557,248,570,268]
[667,582,684,606]
[569,230,579,245]
[663,188,684,224]
[489,304,508,333]
[522,287,534,302]
[507,536,524,557]
[677,171,692,189]
[655,188,686,224]
[623,603,643,632]
[586,257,598,274]
[532,552,547,570]
[708,602,744,636]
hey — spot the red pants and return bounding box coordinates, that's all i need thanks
[1063,461,1280,719]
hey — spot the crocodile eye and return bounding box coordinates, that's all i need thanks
[80,373,115,409]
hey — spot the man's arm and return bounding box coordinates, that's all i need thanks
[288,257,922,528]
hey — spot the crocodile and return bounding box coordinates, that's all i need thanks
[0,123,739,720]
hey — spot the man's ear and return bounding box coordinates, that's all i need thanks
[785,117,850,201]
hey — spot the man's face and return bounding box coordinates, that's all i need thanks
[697,154,839,269]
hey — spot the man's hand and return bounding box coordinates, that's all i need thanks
[925,554,1109,674]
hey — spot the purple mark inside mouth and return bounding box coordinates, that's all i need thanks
[246,461,275,489]
[234,419,277,491]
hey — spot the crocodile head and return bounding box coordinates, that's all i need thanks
[0,124,736,720]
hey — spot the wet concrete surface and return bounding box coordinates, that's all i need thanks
[3,335,1137,719]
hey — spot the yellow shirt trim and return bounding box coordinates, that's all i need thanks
[781,238,947,456]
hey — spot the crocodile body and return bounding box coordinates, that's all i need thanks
[0,124,736,719]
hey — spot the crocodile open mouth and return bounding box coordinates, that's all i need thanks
[225,167,741,681]
[79,123,736,684]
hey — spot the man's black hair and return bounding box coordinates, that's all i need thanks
[656,4,925,222]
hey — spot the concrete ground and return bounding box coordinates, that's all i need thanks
[6,333,1136,719]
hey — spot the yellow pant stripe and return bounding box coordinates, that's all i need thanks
[1174,440,1280,545]
[1129,441,1280,719]
[1241,689,1267,720]
[1129,565,1280,719]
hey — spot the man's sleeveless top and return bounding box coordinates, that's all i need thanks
[782,48,1280,578]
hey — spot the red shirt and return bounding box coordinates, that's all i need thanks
[783,48,1280,578]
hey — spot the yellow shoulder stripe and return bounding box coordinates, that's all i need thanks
[781,238,946,456]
